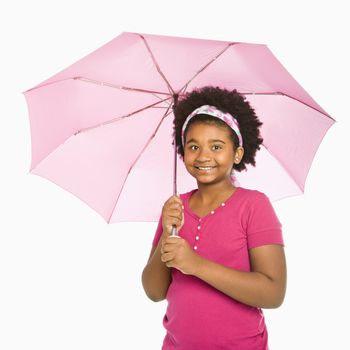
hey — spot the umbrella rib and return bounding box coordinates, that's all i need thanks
[74,96,172,135]
[24,76,171,96]
[262,142,304,193]
[108,105,174,223]
[178,42,236,96]
[242,92,334,121]
[151,93,173,106]
[137,34,175,96]
[74,77,172,96]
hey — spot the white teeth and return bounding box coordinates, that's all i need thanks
[198,167,213,170]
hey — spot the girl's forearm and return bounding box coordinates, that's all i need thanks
[193,256,282,309]
[142,234,172,302]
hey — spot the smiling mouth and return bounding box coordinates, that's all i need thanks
[194,166,216,172]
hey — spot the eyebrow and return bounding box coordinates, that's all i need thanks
[186,138,226,144]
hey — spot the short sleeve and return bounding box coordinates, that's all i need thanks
[152,214,163,247]
[246,192,284,249]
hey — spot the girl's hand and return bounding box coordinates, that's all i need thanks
[161,194,184,236]
[160,236,202,275]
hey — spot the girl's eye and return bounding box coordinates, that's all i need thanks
[188,145,221,150]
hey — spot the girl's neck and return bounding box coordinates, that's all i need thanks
[195,180,236,205]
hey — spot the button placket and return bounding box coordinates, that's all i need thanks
[191,198,227,251]
[194,218,202,250]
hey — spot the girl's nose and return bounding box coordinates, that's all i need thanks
[197,149,211,161]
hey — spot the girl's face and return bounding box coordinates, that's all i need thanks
[183,122,236,185]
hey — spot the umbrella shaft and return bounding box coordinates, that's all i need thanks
[172,94,179,237]
[171,225,178,236]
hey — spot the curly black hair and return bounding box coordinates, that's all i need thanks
[173,86,264,172]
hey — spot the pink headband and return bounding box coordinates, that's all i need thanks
[181,105,243,147]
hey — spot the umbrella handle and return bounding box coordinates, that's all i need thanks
[171,225,180,237]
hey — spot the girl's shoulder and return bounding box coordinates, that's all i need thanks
[235,187,273,208]
[236,187,268,199]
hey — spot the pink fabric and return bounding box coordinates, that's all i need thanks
[23,32,335,223]
[152,187,284,349]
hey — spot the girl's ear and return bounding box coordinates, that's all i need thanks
[234,147,244,163]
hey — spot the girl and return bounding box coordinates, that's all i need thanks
[142,86,287,350]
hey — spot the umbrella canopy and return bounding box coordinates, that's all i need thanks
[23,31,335,223]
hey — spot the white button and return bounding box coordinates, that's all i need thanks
[194,246,198,250]
[197,225,201,230]
[196,236,199,240]
[210,210,215,214]
[221,203,225,206]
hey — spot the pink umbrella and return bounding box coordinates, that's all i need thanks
[23,31,335,224]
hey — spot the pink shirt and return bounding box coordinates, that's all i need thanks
[152,187,284,350]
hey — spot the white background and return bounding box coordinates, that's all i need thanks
[1,0,349,349]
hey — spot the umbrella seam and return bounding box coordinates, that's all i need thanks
[262,142,303,193]
[28,97,173,171]
[137,33,175,96]
[23,76,172,96]
[74,77,172,97]
[243,92,333,121]
[107,105,174,223]
[74,96,173,135]
[178,42,236,96]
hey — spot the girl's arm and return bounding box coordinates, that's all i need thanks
[193,244,287,309]
[142,232,172,302]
